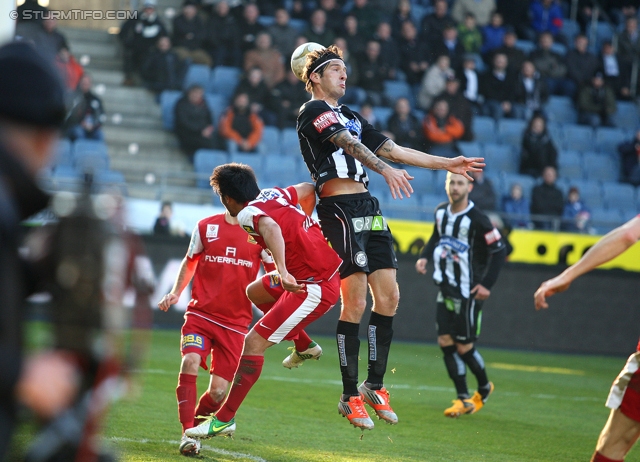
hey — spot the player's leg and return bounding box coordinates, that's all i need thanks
[357,267,398,424]
[592,409,640,461]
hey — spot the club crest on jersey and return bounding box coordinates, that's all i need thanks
[313,111,339,132]
[206,224,219,239]
[355,251,368,267]
[345,117,362,138]
[247,235,257,244]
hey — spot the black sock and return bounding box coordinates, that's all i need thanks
[337,320,360,397]
[460,347,489,397]
[365,311,394,389]
[441,345,469,399]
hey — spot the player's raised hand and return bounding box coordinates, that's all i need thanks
[280,272,306,293]
[534,274,572,310]
[158,293,179,312]
[415,258,428,274]
[382,166,414,199]
[446,156,485,181]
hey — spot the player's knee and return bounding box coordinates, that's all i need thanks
[180,354,200,374]
[207,386,227,404]
[374,289,399,315]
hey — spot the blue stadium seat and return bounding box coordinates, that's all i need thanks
[422,193,445,216]
[281,127,300,156]
[433,169,449,193]
[594,22,615,50]
[612,101,640,131]
[594,126,627,156]
[558,150,584,180]
[259,126,281,156]
[515,40,536,55]
[602,181,636,210]
[384,80,412,104]
[193,149,229,188]
[405,167,435,196]
[183,64,211,91]
[231,152,265,180]
[496,119,527,146]
[207,66,241,102]
[73,140,109,173]
[49,164,83,190]
[562,19,580,44]
[372,106,393,130]
[160,90,182,130]
[545,96,578,125]
[257,15,275,27]
[567,178,603,209]
[52,138,73,167]
[379,192,426,221]
[590,207,624,234]
[263,155,309,187]
[204,93,227,125]
[472,116,496,144]
[550,43,567,55]
[484,143,518,173]
[501,173,536,200]
[562,124,594,152]
[457,141,482,159]
[288,18,307,34]
[583,152,619,182]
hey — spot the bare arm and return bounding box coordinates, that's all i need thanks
[157,257,198,311]
[257,216,305,292]
[534,216,640,309]
[292,182,317,216]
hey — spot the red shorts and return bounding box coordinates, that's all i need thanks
[253,274,340,344]
[606,351,640,422]
[261,271,285,302]
[181,313,246,382]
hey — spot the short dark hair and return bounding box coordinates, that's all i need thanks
[210,163,260,203]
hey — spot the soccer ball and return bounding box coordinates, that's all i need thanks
[290,42,325,82]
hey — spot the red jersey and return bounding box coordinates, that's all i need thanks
[237,186,342,282]
[186,213,275,333]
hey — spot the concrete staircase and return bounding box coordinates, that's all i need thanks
[61,23,214,204]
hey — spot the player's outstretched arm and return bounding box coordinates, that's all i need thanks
[376,139,485,182]
[157,257,197,311]
[292,182,317,216]
[329,130,414,199]
[257,216,305,293]
[534,216,640,310]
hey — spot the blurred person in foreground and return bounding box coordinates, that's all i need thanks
[535,215,640,462]
[0,41,77,461]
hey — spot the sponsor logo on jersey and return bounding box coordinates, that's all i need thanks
[355,251,368,267]
[313,111,339,132]
[247,235,257,244]
[269,273,281,288]
[345,117,362,138]
[352,215,388,233]
[182,333,204,350]
[484,228,501,245]
[439,236,469,253]
[206,224,219,239]
[243,225,257,235]
[204,254,254,267]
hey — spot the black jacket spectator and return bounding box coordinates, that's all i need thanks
[566,34,600,89]
[469,171,498,211]
[141,36,187,94]
[519,114,558,177]
[398,21,430,86]
[237,3,266,53]
[270,72,309,129]
[385,97,425,151]
[174,85,218,160]
[356,41,391,106]
[341,15,368,58]
[530,166,564,229]
[480,53,518,119]
[172,3,206,50]
[430,24,466,73]
[513,60,549,119]
[486,29,526,73]
[618,129,640,186]
[204,1,241,67]
[65,74,105,141]
[420,0,454,45]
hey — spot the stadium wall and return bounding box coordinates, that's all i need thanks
[145,236,640,357]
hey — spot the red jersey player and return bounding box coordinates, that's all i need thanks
[186,163,342,440]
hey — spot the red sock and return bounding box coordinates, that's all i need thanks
[591,451,624,462]
[293,330,313,352]
[194,391,223,424]
[256,302,274,314]
[216,355,264,422]
[176,373,197,433]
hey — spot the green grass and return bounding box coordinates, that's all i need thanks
[13,328,640,461]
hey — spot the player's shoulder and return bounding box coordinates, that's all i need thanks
[434,202,448,214]
[198,213,226,226]
[468,204,493,225]
[300,99,333,118]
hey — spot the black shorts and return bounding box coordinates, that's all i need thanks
[317,192,397,279]
[435,291,484,344]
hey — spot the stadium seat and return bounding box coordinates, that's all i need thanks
[422,193,445,215]
[231,152,265,180]
[545,96,578,125]
[562,124,594,152]
[558,150,584,180]
[288,18,307,34]
[281,127,300,156]
[379,192,426,221]
[404,167,435,196]
[602,181,635,210]
[183,64,211,91]
[594,22,615,51]
[472,116,496,144]
[259,126,281,156]
[590,207,624,234]
[594,126,627,156]
[372,106,393,130]
[257,15,275,27]
[550,43,567,55]
[567,178,603,209]
[515,40,536,55]
[496,119,527,146]
[547,121,564,147]
[160,90,182,130]
[263,155,308,187]
[501,173,536,200]
[583,152,619,182]
[562,19,580,44]
[457,141,482,159]
[433,169,449,192]
[207,66,241,102]
[52,138,73,167]
[484,143,518,173]
[193,149,229,189]
[49,164,83,190]
[612,101,640,131]
[384,80,413,104]
[73,140,109,172]
[204,94,227,125]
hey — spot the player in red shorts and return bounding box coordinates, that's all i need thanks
[158,207,320,455]
[186,163,342,440]
[534,215,640,462]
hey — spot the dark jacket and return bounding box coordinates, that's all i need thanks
[141,49,187,93]
[172,14,207,50]
[174,94,214,139]
[386,112,425,151]
[480,68,518,102]
[520,130,558,177]
[531,182,564,228]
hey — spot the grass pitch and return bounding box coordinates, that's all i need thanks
[13,328,640,461]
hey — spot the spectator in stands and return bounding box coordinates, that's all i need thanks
[496,0,534,41]
[356,40,391,106]
[141,36,187,97]
[576,71,617,128]
[65,74,105,142]
[154,201,186,237]
[243,32,285,90]
[390,0,414,41]
[174,84,218,160]
[319,0,344,35]
[267,8,299,60]
[238,3,265,54]
[384,97,425,151]
[38,17,68,59]
[290,0,311,20]
[530,166,564,230]
[341,15,367,58]
[519,113,558,177]
[566,34,600,91]
[271,71,308,129]
[502,182,530,228]
[529,0,566,45]
[460,53,482,113]
[469,170,498,211]
[348,0,381,38]
[55,45,84,91]
[486,27,526,74]
[599,41,628,101]
[458,13,483,55]
[422,99,465,158]
[172,0,211,67]
[358,102,380,129]
[480,52,518,120]
[420,0,453,45]
[435,74,474,141]
[452,0,496,27]
[418,54,453,110]
[334,37,366,105]
[204,0,241,67]
[305,9,336,47]
[562,186,591,232]
[234,67,278,127]
[616,15,640,72]
[513,60,549,120]
[219,92,264,153]
[481,11,506,57]
[618,129,640,186]
[398,21,430,91]
[373,22,399,79]
[119,0,167,86]
[430,22,466,73]
[530,32,574,97]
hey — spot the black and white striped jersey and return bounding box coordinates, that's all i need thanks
[421,201,505,299]
[296,100,389,193]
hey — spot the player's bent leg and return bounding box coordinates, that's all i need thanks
[194,374,230,424]
[282,341,323,369]
[594,409,640,461]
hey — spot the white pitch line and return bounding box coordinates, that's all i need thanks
[108,437,267,461]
